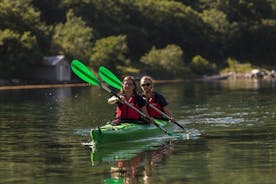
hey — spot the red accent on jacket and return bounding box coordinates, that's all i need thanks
[148,95,163,118]
[115,95,140,120]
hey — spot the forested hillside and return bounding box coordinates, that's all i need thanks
[1,0,275,79]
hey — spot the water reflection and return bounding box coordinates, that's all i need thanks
[0,87,73,103]
[90,129,196,184]
[97,140,176,184]
[220,79,276,90]
[1,81,276,184]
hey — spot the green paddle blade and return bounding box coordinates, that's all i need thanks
[98,66,122,90]
[71,59,100,86]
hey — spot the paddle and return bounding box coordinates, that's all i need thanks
[98,66,122,90]
[98,66,187,131]
[71,60,172,136]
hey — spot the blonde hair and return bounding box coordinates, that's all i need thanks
[140,76,153,83]
[140,76,154,87]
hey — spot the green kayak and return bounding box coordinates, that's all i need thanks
[90,119,173,145]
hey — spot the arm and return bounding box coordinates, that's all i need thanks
[108,95,126,104]
[162,105,175,122]
[155,93,175,121]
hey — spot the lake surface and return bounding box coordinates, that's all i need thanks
[1,79,275,184]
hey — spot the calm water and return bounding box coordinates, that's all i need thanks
[1,80,275,184]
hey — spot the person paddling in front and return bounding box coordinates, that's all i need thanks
[140,76,175,121]
[107,76,150,125]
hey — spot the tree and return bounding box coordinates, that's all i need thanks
[0,0,44,78]
[0,0,41,31]
[132,0,212,59]
[201,9,230,34]
[0,29,42,78]
[90,35,130,71]
[32,0,66,24]
[140,44,188,79]
[190,55,217,75]
[205,0,274,22]
[51,10,93,63]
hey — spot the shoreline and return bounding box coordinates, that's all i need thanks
[0,83,89,91]
[1,73,275,90]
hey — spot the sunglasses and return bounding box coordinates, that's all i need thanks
[141,83,151,87]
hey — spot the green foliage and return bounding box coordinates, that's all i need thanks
[0,0,49,44]
[223,58,253,73]
[0,0,40,30]
[132,0,210,57]
[140,44,188,79]
[198,0,274,22]
[32,0,66,24]
[90,35,130,71]
[190,55,217,75]
[116,65,140,75]
[0,0,275,80]
[0,0,45,78]
[201,9,230,34]
[51,10,93,63]
[0,29,42,78]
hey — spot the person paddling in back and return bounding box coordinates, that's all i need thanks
[140,76,175,121]
[107,76,149,124]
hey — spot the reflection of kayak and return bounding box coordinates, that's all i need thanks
[104,178,124,184]
[100,141,170,184]
[101,140,174,184]
[92,137,187,184]
[90,119,173,145]
[90,137,170,165]
[90,131,192,165]
[89,119,193,165]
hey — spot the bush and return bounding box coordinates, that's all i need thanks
[190,55,216,75]
[222,57,253,73]
[0,29,42,78]
[140,44,188,79]
[90,35,130,72]
[51,10,93,63]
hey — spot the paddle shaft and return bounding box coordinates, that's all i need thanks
[147,103,186,130]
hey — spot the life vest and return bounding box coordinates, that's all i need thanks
[115,95,140,120]
[148,94,163,118]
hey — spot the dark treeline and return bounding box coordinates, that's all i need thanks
[0,0,275,80]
